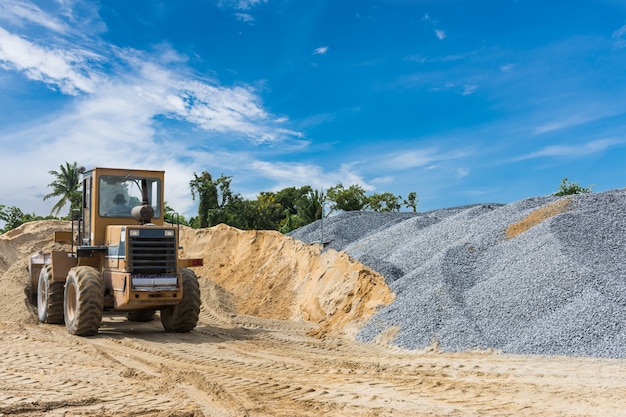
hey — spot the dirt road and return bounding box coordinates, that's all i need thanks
[1,308,625,417]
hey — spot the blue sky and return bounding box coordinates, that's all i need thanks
[1,0,626,223]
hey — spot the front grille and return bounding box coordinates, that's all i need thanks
[128,229,177,275]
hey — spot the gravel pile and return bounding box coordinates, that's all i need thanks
[289,189,626,358]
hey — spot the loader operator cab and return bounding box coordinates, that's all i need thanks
[79,168,164,247]
[99,176,161,219]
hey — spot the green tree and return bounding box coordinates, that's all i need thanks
[279,208,297,234]
[326,183,368,213]
[368,192,401,212]
[164,202,190,226]
[189,171,218,228]
[297,189,324,223]
[403,191,419,212]
[189,172,246,228]
[254,192,283,230]
[0,205,24,232]
[42,161,82,217]
[275,186,313,216]
[0,205,56,233]
[553,178,593,196]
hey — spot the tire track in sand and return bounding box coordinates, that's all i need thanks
[2,315,626,416]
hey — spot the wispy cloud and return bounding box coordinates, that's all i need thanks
[385,147,468,170]
[234,0,267,10]
[0,0,69,33]
[248,160,370,192]
[235,12,254,22]
[462,84,477,96]
[423,13,446,40]
[612,24,626,48]
[514,138,624,161]
[0,26,102,94]
[218,0,267,22]
[0,20,300,142]
[534,113,597,135]
[0,2,305,216]
[422,13,436,24]
[314,46,328,55]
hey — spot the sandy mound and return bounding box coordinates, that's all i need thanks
[0,220,70,323]
[179,224,393,336]
[0,221,393,335]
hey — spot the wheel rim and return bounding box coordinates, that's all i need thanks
[38,278,46,308]
[66,281,77,322]
[37,270,48,320]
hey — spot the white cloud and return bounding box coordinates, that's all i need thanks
[248,161,357,191]
[314,46,329,55]
[0,27,102,94]
[235,0,267,10]
[456,167,469,178]
[235,12,255,22]
[515,138,624,160]
[422,13,435,24]
[612,24,626,48]
[385,147,467,170]
[0,25,301,143]
[499,63,515,72]
[0,0,69,33]
[422,13,446,40]
[0,6,307,219]
[534,113,594,135]
[462,84,477,96]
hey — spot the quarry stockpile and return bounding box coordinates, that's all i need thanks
[290,189,626,358]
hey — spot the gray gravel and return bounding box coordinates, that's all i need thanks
[289,189,626,358]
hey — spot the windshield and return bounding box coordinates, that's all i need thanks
[99,175,161,218]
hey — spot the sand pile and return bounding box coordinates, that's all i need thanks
[179,224,393,336]
[0,220,393,335]
[0,220,70,323]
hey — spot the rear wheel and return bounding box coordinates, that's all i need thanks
[127,310,156,322]
[161,269,201,332]
[37,265,64,324]
[64,266,104,336]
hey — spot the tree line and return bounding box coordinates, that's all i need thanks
[1,162,418,233]
[1,162,594,234]
[187,171,418,232]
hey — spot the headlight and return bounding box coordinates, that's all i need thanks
[164,230,175,237]
[129,229,140,237]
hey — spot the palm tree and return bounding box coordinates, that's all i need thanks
[43,161,82,217]
[297,189,324,223]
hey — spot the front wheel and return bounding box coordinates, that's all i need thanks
[161,269,201,332]
[37,265,64,324]
[64,266,104,336]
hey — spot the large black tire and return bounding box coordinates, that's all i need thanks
[126,310,156,322]
[161,268,201,332]
[64,266,104,336]
[37,265,64,324]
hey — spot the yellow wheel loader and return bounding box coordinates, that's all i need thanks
[29,167,203,336]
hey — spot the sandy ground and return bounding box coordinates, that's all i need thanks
[1,221,625,416]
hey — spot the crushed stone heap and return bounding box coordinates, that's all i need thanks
[290,188,626,358]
